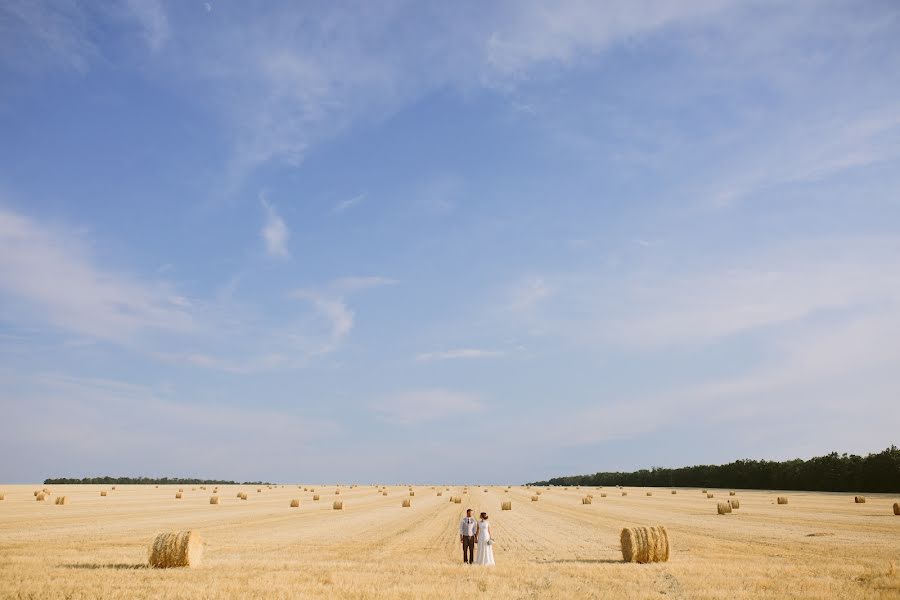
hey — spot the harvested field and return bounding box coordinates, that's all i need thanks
[0,485,897,599]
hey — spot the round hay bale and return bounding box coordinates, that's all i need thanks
[402,499,411,507]
[382,491,388,496]
[290,499,300,508]
[620,526,669,563]
[55,496,67,505]
[717,502,732,515]
[600,493,607,498]
[729,491,736,496]
[730,499,740,509]
[671,490,677,494]
[36,492,47,501]
[333,501,343,510]
[34,490,39,496]
[707,493,714,498]
[409,491,415,497]
[257,488,262,493]
[239,492,248,500]
[854,496,866,503]
[702,489,707,494]
[437,491,442,496]
[0,493,5,501]
[100,491,107,497]
[453,497,462,504]
[893,502,899,515]
[777,496,788,504]
[313,494,320,501]
[178,488,184,493]
[531,495,539,501]
[646,492,653,496]
[536,491,542,495]
[236,492,243,498]
[175,492,183,499]
[622,492,628,496]
[209,496,219,505]
[582,496,592,504]
[501,501,512,511]
[148,530,203,568]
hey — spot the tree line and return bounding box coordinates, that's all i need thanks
[43,476,273,485]
[527,446,900,493]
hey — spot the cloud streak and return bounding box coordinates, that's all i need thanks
[260,196,290,258]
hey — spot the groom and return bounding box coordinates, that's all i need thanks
[459,508,477,564]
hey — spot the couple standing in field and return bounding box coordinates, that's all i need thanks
[458,508,495,565]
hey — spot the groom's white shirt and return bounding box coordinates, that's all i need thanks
[459,516,477,536]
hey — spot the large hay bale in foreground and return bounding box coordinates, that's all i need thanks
[501,501,512,511]
[55,496,67,505]
[777,496,788,504]
[402,499,411,507]
[148,531,203,568]
[333,501,343,510]
[313,494,320,501]
[100,491,107,497]
[894,503,900,515]
[290,499,300,508]
[582,496,592,505]
[717,502,732,515]
[854,496,866,503]
[620,526,669,563]
[209,496,219,505]
[730,499,740,509]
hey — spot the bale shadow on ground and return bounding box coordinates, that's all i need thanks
[61,563,148,570]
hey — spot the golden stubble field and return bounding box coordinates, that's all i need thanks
[0,484,898,599]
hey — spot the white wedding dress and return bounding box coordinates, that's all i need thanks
[474,519,495,565]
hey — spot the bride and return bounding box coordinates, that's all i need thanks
[474,512,496,565]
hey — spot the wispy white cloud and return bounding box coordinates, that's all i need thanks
[373,388,484,425]
[507,276,552,312]
[260,196,290,258]
[0,205,193,342]
[416,348,504,362]
[333,193,365,214]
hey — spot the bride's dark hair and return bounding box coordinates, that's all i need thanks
[480,512,488,519]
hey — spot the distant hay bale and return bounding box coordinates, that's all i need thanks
[717,502,732,515]
[531,495,539,502]
[333,501,343,510]
[175,492,183,499]
[501,501,512,511]
[0,493,5,501]
[402,499,411,507]
[702,489,707,494]
[178,488,184,493]
[622,492,628,496]
[257,489,262,493]
[671,490,677,494]
[777,496,788,504]
[409,491,415,496]
[600,493,607,498]
[290,499,300,508]
[209,496,219,505]
[894,503,899,515]
[730,499,740,509]
[148,530,203,568]
[536,491,542,495]
[236,492,242,498]
[100,491,108,497]
[335,490,340,495]
[729,491,736,496]
[484,489,488,493]
[620,526,669,563]
[453,497,462,504]
[646,492,653,496]
[707,493,714,498]
[437,491,442,496]
[382,492,388,496]
[111,486,116,491]
[33,490,39,496]
[582,496,592,505]
[314,494,321,501]
[854,496,866,503]
[36,492,46,501]
[239,492,248,500]
[54,496,67,505]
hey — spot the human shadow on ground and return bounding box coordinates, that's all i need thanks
[535,558,623,564]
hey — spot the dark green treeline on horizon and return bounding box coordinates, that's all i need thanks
[528,446,900,493]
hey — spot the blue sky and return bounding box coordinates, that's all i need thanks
[1,1,899,484]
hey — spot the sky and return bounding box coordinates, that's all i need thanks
[1,1,899,484]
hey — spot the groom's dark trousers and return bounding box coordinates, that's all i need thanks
[462,535,475,563]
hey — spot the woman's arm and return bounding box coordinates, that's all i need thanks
[475,523,480,541]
